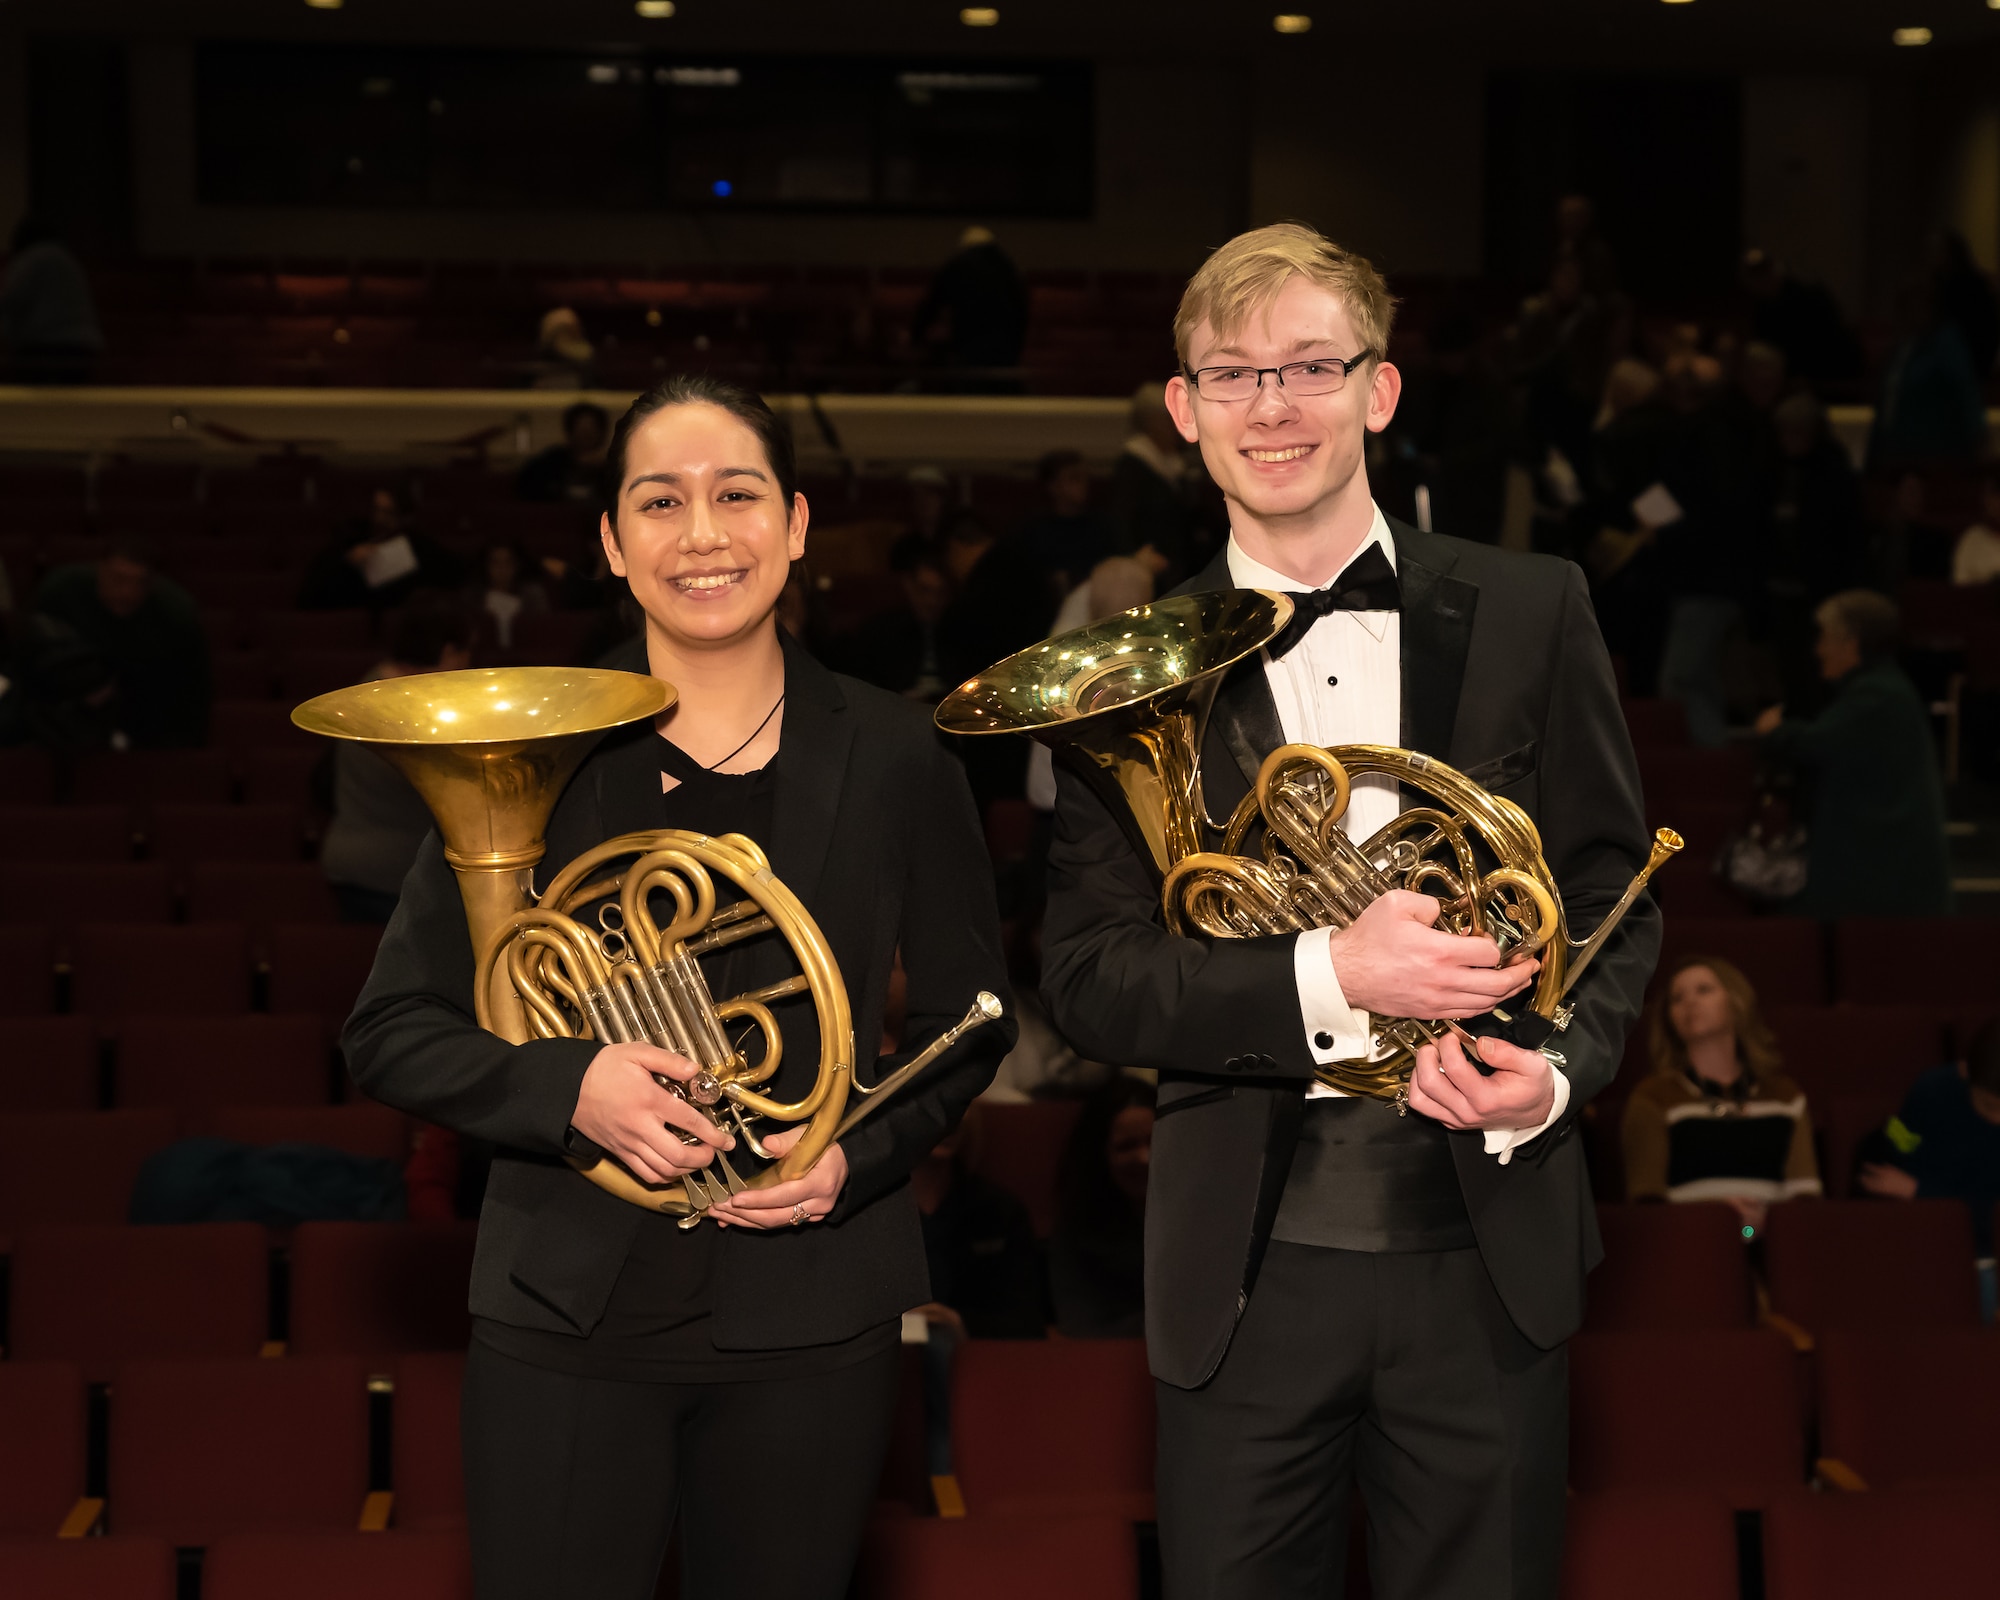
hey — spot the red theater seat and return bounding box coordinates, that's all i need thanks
[1762,1004,1949,1099]
[116,1013,328,1114]
[72,749,234,806]
[1816,1329,2000,1489]
[289,1222,476,1358]
[0,1360,89,1535]
[1818,1092,1906,1197]
[966,1099,1084,1238]
[950,1339,1154,1519]
[1832,917,2000,1007]
[108,1356,370,1545]
[0,924,57,1014]
[0,745,57,803]
[0,804,135,862]
[1584,1204,1752,1332]
[205,1531,473,1600]
[266,922,385,1024]
[241,746,330,811]
[4,864,176,947]
[8,1223,269,1380]
[211,697,318,750]
[211,1101,410,1160]
[1763,1487,2000,1600]
[254,608,372,651]
[1559,1490,1738,1600]
[0,1016,99,1110]
[1762,1200,1980,1336]
[1621,699,1690,748]
[390,1352,466,1530]
[0,1109,178,1230]
[70,923,251,1017]
[279,649,383,701]
[1568,1330,1804,1506]
[186,860,341,930]
[149,803,303,864]
[860,1515,1139,1600]
[0,1537,176,1599]
[1655,918,1824,1005]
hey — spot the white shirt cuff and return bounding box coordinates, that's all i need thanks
[1295,929,1371,1065]
[1484,1060,1570,1165]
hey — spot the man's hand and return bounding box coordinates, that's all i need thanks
[1754,704,1784,737]
[1857,1162,1918,1200]
[706,1125,848,1230]
[571,1042,734,1186]
[1326,891,1539,1021]
[1405,1029,1555,1134]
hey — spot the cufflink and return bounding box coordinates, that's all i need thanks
[1314,1031,1334,1050]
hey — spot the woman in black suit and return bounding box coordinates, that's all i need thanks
[343,374,1015,1600]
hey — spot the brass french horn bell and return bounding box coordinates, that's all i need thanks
[298,667,1001,1223]
[937,594,1678,1103]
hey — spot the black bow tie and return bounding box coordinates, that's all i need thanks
[1265,543,1401,659]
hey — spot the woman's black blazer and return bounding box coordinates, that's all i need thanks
[343,632,1016,1351]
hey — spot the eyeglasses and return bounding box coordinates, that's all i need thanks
[1185,353,1374,403]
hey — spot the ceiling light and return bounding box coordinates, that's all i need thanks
[960,7,999,24]
[1273,13,1312,31]
[1892,25,1932,43]
[635,0,675,16]
[1659,0,1695,6]
[304,0,343,9]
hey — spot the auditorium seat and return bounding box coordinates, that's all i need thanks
[967,1099,1085,1238]
[0,1110,178,1231]
[70,922,251,1016]
[1620,699,1690,748]
[211,698,319,750]
[211,1101,411,1160]
[1831,917,2000,1007]
[861,1515,1139,1600]
[242,745,330,811]
[1568,1330,1804,1506]
[0,1360,90,1535]
[1583,1205,1752,1332]
[213,649,277,698]
[266,922,386,1024]
[1762,1487,2000,1600]
[1817,1092,1906,1197]
[1762,1004,1948,1099]
[116,1013,328,1115]
[0,1016,99,1110]
[255,608,373,651]
[949,1338,1154,1519]
[187,860,341,930]
[0,744,57,803]
[204,1531,474,1600]
[72,749,235,806]
[149,803,304,865]
[0,923,57,1013]
[1815,1329,2000,1489]
[8,1223,270,1379]
[289,1221,477,1358]
[509,609,600,663]
[1559,1490,1738,1600]
[1633,745,1756,812]
[108,1356,370,1545]
[0,1537,176,1599]
[390,1352,467,1530]
[5,863,176,944]
[186,572,298,613]
[280,649,384,702]
[0,804,135,862]
[1653,918,1824,1005]
[1762,1200,1980,1337]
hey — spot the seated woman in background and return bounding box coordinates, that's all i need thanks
[1623,955,1821,1237]
[470,538,550,649]
[1048,1076,1154,1338]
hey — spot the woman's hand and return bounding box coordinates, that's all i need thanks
[1753,704,1785,737]
[1725,1196,1771,1235]
[1857,1162,1919,1200]
[571,1042,734,1186]
[706,1125,847,1230]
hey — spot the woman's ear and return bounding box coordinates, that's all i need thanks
[601,511,628,577]
[787,491,810,562]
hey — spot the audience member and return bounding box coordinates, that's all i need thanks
[297,485,464,611]
[1754,589,1952,916]
[1553,193,1619,296]
[0,605,113,749]
[517,401,611,503]
[1740,247,1862,388]
[1107,381,1203,585]
[1870,472,1957,589]
[1395,306,1513,544]
[1927,227,1999,380]
[1857,1018,2000,1266]
[319,604,473,923]
[32,537,209,748]
[1950,464,2000,587]
[1025,556,1155,812]
[844,555,951,699]
[1765,392,1863,704]
[1869,279,1989,468]
[911,225,1028,389]
[532,305,596,388]
[888,464,953,571]
[1623,956,1821,1237]
[470,539,550,648]
[1015,449,1112,594]
[1514,253,1627,479]
[910,1106,1049,1340]
[938,510,1056,810]
[1048,1076,1154,1339]
[0,215,102,382]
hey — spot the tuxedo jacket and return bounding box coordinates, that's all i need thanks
[1041,519,1659,1388]
[344,634,1016,1351]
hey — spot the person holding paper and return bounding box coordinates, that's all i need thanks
[296,485,465,612]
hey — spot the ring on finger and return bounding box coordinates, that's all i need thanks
[789,1201,808,1227]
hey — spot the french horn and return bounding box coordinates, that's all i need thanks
[297,667,1001,1224]
[936,591,1675,1104]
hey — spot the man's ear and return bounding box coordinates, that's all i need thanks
[1364,360,1403,436]
[1165,374,1200,444]
[600,511,627,578]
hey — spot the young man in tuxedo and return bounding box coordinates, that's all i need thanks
[1040,223,1659,1599]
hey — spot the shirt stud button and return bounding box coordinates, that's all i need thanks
[1326,675,1339,687]
[1314,1031,1334,1049]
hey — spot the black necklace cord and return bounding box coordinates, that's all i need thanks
[704,692,785,772]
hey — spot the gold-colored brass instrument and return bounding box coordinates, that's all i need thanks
[297,667,1001,1223]
[937,592,1677,1103]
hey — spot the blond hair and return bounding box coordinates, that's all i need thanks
[1648,954,1784,1087]
[1173,222,1396,371]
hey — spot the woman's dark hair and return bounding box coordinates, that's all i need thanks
[1055,1075,1156,1238]
[602,374,797,527]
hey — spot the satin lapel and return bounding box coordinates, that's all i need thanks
[1173,545,1280,809]
[769,632,853,903]
[1393,524,1479,763]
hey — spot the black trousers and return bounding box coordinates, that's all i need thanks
[1156,1242,1568,1600]
[462,1339,902,1600]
